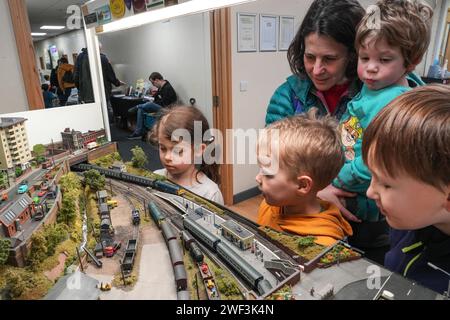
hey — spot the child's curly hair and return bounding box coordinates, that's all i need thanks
[355,0,433,68]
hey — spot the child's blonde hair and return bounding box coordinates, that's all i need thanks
[152,105,220,184]
[355,0,433,68]
[362,84,450,192]
[261,109,344,191]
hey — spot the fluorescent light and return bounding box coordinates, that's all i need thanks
[31,33,47,36]
[101,0,256,34]
[40,25,65,30]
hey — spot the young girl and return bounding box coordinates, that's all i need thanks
[152,105,224,205]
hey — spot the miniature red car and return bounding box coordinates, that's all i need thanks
[104,246,114,257]
[37,190,47,197]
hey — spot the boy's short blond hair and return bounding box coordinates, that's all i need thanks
[261,109,344,191]
[355,0,433,67]
[362,84,450,191]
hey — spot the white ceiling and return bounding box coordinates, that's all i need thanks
[26,0,88,40]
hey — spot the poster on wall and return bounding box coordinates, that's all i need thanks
[49,45,59,69]
[110,0,126,19]
[146,0,164,9]
[82,0,134,28]
[133,0,147,13]
[96,4,112,25]
[44,51,52,70]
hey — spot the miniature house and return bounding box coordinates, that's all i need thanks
[0,194,34,237]
[221,219,254,250]
[111,161,127,172]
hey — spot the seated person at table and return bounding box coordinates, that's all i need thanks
[42,84,59,108]
[127,72,177,140]
[256,109,352,246]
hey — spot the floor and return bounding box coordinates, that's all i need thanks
[229,194,263,223]
[110,123,162,171]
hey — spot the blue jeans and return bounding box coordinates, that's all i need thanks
[130,102,161,135]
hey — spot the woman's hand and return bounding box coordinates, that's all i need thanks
[317,184,361,222]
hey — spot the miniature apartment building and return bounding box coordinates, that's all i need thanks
[0,194,34,238]
[0,118,32,174]
[221,220,254,250]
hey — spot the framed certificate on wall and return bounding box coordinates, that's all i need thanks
[237,13,257,52]
[260,14,277,52]
[279,16,294,51]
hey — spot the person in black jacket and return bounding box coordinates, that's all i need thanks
[127,72,177,139]
[74,44,123,117]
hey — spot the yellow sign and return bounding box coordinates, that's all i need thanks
[110,0,126,19]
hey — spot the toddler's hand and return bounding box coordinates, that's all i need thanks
[317,184,361,222]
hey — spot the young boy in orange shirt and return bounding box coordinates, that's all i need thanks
[256,110,352,246]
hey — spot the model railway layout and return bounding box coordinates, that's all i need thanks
[72,163,444,300]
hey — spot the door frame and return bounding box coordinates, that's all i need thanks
[210,8,234,206]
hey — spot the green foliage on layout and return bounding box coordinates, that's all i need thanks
[43,224,69,256]
[297,236,316,248]
[15,167,23,178]
[27,232,48,271]
[58,194,77,226]
[59,172,82,193]
[0,171,8,188]
[33,144,46,158]
[0,238,11,265]
[3,268,51,299]
[83,169,106,191]
[131,146,148,168]
[92,151,122,168]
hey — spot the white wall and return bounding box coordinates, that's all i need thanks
[0,0,28,114]
[1,104,104,147]
[34,29,87,73]
[98,12,214,124]
[231,0,314,195]
[230,0,447,196]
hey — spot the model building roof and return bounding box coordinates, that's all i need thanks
[0,194,32,226]
[0,117,27,128]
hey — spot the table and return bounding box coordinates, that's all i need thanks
[110,95,148,130]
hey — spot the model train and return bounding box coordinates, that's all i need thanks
[148,201,188,294]
[182,217,272,296]
[72,163,183,195]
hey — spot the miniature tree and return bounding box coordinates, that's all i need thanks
[131,146,148,168]
[27,232,48,270]
[4,269,27,298]
[0,238,11,265]
[33,144,46,161]
[84,169,106,191]
[0,171,8,189]
[58,194,77,226]
[297,236,316,248]
[60,172,81,193]
[43,224,68,256]
[15,167,23,178]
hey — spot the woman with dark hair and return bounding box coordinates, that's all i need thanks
[266,0,365,125]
